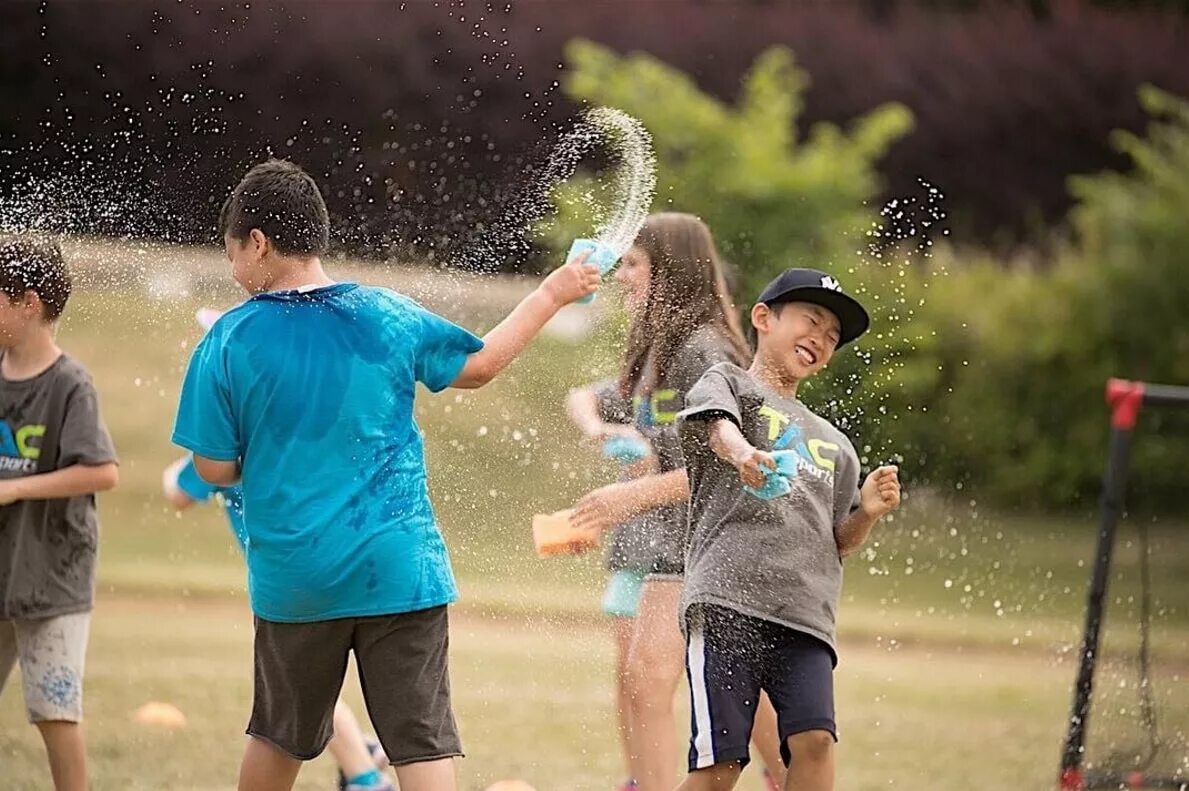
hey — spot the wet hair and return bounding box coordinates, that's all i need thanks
[0,236,72,321]
[218,159,329,256]
[619,213,751,397]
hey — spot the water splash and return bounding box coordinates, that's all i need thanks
[448,106,655,272]
[580,108,656,257]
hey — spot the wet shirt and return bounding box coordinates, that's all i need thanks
[173,283,483,623]
[0,355,117,619]
[679,362,861,657]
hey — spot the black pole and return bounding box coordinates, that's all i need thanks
[1061,424,1134,780]
[1060,380,1144,788]
[1140,383,1189,408]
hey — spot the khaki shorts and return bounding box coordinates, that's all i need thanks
[0,612,91,723]
[250,605,462,765]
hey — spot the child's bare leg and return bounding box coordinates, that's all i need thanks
[625,580,685,791]
[238,736,302,791]
[329,698,379,778]
[782,731,834,791]
[676,762,743,791]
[613,616,638,781]
[393,757,456,791]
[35,721,87,791]
[751,693,786,787]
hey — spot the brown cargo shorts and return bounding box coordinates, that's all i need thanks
[249,605,462,765]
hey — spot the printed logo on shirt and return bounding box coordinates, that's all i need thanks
[757,405,838,485]
[634,389,680,427]
[0,420,45,473]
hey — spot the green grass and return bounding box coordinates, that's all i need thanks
[3,253,1188,789]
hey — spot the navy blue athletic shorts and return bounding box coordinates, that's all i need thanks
[685,604,837,771]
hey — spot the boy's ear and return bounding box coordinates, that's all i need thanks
[248,228,270,258]
[750,303,772,337]
[21,289,43,316]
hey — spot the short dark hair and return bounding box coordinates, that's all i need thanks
[218,159,329,256]
[0,236,72,321]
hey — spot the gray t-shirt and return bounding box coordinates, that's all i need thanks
[678,362,861,656]
[0,354,117,620]
[630,326,739,575]
[592,379,651,572]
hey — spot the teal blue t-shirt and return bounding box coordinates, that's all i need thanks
[171,283,484,623]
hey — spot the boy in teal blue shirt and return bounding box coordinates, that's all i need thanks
[172,159,600,791]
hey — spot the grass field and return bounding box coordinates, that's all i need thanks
[2,243,1187,789]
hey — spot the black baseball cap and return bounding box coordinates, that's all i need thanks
[756,268,870,346]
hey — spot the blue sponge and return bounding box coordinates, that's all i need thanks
[567,239,620,305]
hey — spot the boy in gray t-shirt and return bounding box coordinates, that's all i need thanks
[0,237,119,791]
[676,268,900,791]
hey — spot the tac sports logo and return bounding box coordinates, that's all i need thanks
[758,406,839,484]
[0,420,45,473]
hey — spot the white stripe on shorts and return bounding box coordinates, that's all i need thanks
[687,611,716,768]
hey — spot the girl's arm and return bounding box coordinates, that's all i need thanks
[570,468,690,533]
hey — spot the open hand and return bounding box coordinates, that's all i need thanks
[860,465,901,519]
[570,483,630,534]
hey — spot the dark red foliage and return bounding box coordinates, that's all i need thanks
[1,1,1186,264]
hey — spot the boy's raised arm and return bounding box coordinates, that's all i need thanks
[451,256,600,389]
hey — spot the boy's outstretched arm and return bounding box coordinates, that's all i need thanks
[707,418,776,489]
[451,256,600,389]
[836,465,901,556]
[0,462,119,505]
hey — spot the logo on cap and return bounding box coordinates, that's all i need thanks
[821,276,842,292]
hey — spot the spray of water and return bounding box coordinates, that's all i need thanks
[449,106,655,272]
[581,107,656,257]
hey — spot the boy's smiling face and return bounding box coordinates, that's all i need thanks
[752,300,841,379]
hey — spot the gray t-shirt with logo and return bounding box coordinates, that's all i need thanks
[678,362,861,656]
[599,326,739,575]
[0,354,117,620]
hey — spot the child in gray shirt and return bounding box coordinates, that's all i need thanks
[0,237,119,791]
[676,268,901,791]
